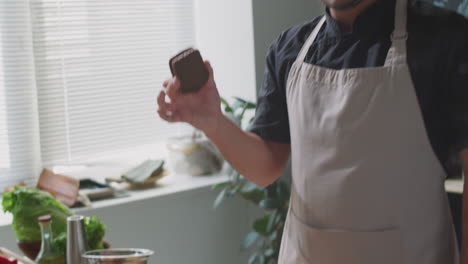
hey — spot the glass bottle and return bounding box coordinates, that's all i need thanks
[35,215,66,264]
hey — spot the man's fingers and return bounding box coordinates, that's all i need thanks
[157,90,183,123]
[157,90,169,108]
[165,77,181,101]
[157,109,181,123]
[163,79,170,89]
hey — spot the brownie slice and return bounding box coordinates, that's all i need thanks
[169,48,209,93]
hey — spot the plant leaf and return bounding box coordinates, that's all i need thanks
[212,182,228,190]
[266,211,277,233]
[220,98,233,113]
[258,254,266,264]
[213,189,226,209]
[231,100,245,113]
[248,253,260,264]
[240,189,265,204]
[265,248,275,257]
[269,231,277,242]
[233,96,256,109]
[240,181,260,194]
[259,199,279,210]
[253,215,270,236]
[242,232,259,251]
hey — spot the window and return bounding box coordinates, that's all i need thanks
[0,46,10,169]
[0,0,195,191]
[0,0,42,189]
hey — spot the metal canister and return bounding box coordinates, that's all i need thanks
[67,215,88,264]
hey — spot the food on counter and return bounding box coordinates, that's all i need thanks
[2,187,107,256]
[0,256,17,264]
[0,247,34,264]
[122,159,165,184]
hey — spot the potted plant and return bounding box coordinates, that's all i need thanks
[213,97,290,264]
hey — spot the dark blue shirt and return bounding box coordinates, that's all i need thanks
[249,0,468,176]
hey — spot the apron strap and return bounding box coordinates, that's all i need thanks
[391,0,408,41]
[298,0,408,66]
[385,0,408,66]
[295,16,326,64]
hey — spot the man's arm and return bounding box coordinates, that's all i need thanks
[206,114,291,187]
[461,149,468,263]
[157,62,290,187]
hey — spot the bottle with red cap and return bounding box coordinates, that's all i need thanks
[35,215,65,264]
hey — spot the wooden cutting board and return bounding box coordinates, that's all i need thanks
[36,169,80,207]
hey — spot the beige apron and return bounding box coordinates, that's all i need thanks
[278,0,459,263]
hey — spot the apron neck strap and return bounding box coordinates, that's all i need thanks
[295,16,326,64]
[391,0,408,41]
[296,0,408,65]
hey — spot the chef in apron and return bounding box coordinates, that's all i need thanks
[158,0,468,262]
[277,0,459,263]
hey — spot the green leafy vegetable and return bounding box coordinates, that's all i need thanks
[2,186,106,255]
[2,186,72,242]
[84,216,106,250]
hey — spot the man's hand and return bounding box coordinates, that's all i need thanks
[157,61,222,136]
[461,149,468,263]
[156,62,290,187]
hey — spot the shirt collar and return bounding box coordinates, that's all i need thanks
[324,0,396,37]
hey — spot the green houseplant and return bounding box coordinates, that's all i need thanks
[213,97,290,264]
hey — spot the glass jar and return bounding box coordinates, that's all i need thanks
[35,215,65,264]
[167,134,224,176]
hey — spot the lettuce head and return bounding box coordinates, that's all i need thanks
[2,186,106,255]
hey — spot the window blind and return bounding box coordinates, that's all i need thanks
[30,0,195,166]
[0,0,42,190]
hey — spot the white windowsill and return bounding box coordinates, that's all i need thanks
[0,141,231,227]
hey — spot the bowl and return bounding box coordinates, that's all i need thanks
[17,241,41,260]
[18,240,111,261]
[82,248,154,264]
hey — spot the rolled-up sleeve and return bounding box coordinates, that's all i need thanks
[248,42,291,144]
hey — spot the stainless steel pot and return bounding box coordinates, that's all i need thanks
[82,248,154,264]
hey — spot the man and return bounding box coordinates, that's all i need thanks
[157,0,468,263]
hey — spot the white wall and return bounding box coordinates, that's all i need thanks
[193,0,323,101]
[251,0,323,92]
[194,0,257,102]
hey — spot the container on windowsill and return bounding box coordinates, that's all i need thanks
[166,132,224,176]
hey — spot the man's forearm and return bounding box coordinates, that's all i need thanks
[205,114,290,187]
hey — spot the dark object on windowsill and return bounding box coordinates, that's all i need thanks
[169,48,209,93]
[79,179,114,201]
